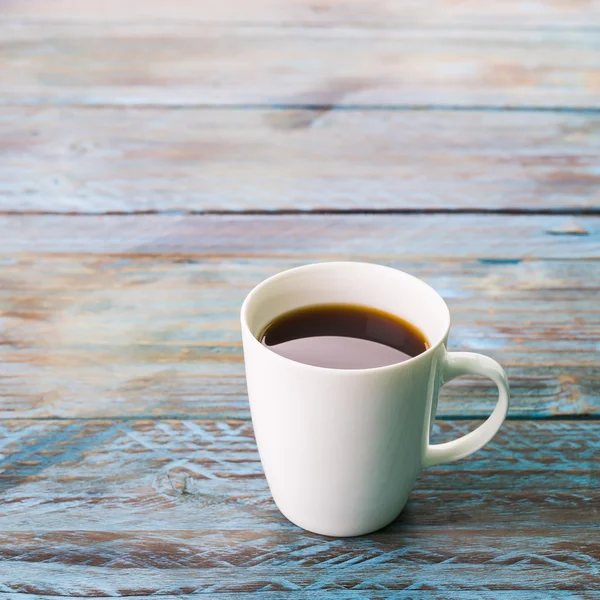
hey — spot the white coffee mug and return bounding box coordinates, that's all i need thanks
[241,262,509,537]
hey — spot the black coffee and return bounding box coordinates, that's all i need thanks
[260,303,429,369]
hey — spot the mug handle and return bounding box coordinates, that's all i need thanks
[423,352,510,468]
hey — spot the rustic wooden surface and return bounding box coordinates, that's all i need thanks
[1,215,599,421]
[0,0,599,596]
[1,419,599,594]
[3,0,600,27]
[1,24,599,108]
[1,108,599,213]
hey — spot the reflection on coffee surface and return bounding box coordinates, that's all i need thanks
[260,303,429,369]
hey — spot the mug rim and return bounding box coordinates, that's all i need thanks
[240,261,451,374]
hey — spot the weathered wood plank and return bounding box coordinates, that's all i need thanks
[3,595,596,600]
[5,595,597,600]
[1,24,598,107]
[1,561,597,595]
[2,363,598,419]
[3,0,599,28]
[1,215,599,257]
[1,107,599,213]
[2,360,598,420]
[1,419,597,513]
[0,256,598,418]
[0,420,598,528]
[0,420,598,594]
[0,215,598,418]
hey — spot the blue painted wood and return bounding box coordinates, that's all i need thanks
[2,214,599,257]
[0,0,596,594]
[0,419,598,595]
[0,108,598,213]
[3,595,596,600]
[0,561,597,596]
[0,218,597,419]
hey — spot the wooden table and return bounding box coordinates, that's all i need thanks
[1,1,599,596]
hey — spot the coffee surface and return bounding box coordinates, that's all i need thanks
[260,303,429,369]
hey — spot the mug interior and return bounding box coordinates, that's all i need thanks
[242,262,450,355]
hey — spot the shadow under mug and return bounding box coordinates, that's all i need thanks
[241,262,510,537]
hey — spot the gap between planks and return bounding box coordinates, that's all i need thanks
[1,208,599,217]
[0,415,597,422]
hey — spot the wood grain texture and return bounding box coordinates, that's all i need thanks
[3,589,597,600]
[0,553,598,595]
[0,214,599,419]
[1,1,597,595]
[3,0,600,28]
[7,596,598,600]
[1,254,599,419]
[0,419,598,595]
[1,214,599,257]
[1,24,599,107]
[4,596,599,600]
[2,107,599,213]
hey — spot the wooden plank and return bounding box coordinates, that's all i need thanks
[4,362,597,420]
[1,24,598,107]
[1,214,599,257]
[1,108,599,213]
[0,420,598,594]
[1,561,597,596]
[0,419,596,522]
[2,596,596,600]
[3,596,597,600]
[0,215,598,419]
[0,553,598,595]
[3,0,600,28]
[0,248,598,418]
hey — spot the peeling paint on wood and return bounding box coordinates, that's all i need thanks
[1,559,597,595]
[548,218,591,236]
[1,419,598,532]
[0,420,598,594]
[6,595,597,600]
[1,555,598,595]
[4,595,598,600]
